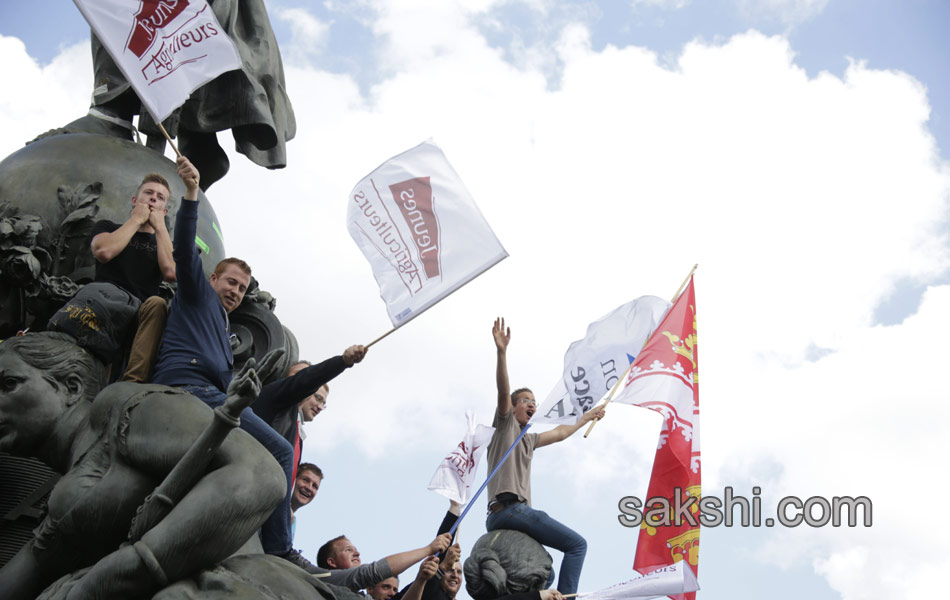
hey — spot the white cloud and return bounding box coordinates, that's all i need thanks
[1,4,947,598]
[0,35,90,158]
[631,0,692,9]
[269,21,946,596]
[276,7,332,65]
[628,0,829,25]
[735,0,830,25]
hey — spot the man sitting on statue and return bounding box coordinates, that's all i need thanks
[85,170,177,381]
[485,317,606,595]
[149,156,301,567]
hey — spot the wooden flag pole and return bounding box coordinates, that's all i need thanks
[669,263,699,306]
[583,263,698,439]
[157,123,183,158]
[582,363,628,439]
[365,327,397,349]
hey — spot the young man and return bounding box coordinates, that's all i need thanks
[390,500,462,600]
[288,462,322,563]
[149,156,298,564]
[291,462,323,514]
[252,350,366,482]
[314,534,451,592]
[402,558,462,600]
[485,317,606,595]
[405,558,565,600]
[89,171,177,381]
[366,576,400,600]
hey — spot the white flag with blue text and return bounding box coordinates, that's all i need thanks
[531,296,671,425]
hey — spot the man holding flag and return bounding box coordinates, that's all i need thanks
[485,318,605,595]
[519,270,700,599]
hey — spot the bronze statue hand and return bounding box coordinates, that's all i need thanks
[227,356,263,411]
[254,348,286,383]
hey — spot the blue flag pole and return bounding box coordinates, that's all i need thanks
[448,423,531,537]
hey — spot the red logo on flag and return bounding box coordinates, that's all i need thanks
[127,0,191,58]
[445,441,480,477]
[389,177,442,280]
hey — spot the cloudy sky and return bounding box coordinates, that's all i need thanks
[2,1,948,599]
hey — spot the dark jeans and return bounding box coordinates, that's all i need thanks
[183,384,294,556]
[486,502,587,594]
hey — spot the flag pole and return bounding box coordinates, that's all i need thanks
[447,424,531,537]
[142,104,183,159]
[669,263,699,305]
[582,365,627,439]
[157,122,183,158]
[366,327,397,349]
[583,264,698,438]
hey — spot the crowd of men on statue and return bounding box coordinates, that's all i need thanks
[0,156,607,600]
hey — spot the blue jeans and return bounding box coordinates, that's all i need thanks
[486,502,587,594]
[184,385,294,556]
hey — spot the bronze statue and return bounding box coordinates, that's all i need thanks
[0,3,306,593]
[71,0,296,190]
[0,333,286,600]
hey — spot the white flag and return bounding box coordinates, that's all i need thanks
[428,411,495,504]
[577,562,699,600]
[73,0,241,122]
[531,296,671,425]
[347,140,508,327]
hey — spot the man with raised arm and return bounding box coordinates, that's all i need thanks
[149,156,300,567]
[484,317,606,595]
[253,350,367,482]
[89,171,177,381]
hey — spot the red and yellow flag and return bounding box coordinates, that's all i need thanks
[612,276,699,599]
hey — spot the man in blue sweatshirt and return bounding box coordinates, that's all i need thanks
[151,156,298,562]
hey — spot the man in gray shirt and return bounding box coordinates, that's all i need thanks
[298,533,450,592]
[484,317,605,595]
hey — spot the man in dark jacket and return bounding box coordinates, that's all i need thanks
[252,347,365,480]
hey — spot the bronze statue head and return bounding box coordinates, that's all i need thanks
[0,332,105,455]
